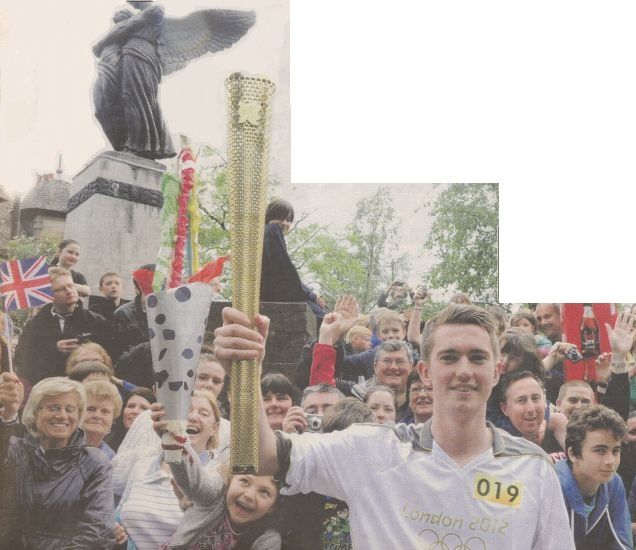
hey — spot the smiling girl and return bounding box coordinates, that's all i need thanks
[152,401,282,549]
[51,239,90,297]
[116,390,227,549]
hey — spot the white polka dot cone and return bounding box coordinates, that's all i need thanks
[146,282,214,421]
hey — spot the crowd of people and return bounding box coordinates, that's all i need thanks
[1,231,636,548]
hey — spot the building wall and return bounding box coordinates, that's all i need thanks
[0,201,11,245]
[34,213,66,241]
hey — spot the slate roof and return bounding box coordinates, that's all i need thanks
[21,177,69,213]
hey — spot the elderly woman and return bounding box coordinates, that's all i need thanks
[82,380,123,460]
[0,375,115,549]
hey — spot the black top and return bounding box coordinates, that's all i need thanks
[88,296,130,321]
[70,269,88,287]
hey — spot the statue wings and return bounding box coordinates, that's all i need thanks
[159,9,256,76]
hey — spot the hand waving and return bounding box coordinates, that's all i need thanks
[605,311,635,361]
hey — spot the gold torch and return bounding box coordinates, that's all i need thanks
[226,72,276,473]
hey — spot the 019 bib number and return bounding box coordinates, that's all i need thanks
[473,474,522,507]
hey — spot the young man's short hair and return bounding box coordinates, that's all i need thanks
[566,405,626,458]
[322,397,374,433]
[557,380,594,403]
[345,325,372,344]
[99,271,121,287]
[48,266,72,283]
[376,310,404,330]
[499,370,544,404]
[486,305,508,336]
[420,304,500,362]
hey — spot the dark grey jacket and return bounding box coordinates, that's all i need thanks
[0,424,115,549]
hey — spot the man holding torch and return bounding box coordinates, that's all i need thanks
[213,304,575,549]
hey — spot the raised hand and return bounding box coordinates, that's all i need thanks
[320,294,360,344]
[605,311,636,361]
[413,287,428,308]
[213,307,269,376]
[334,294,359,321]
[0,372,23,421]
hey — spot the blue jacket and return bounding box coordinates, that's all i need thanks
[556,459,632,550]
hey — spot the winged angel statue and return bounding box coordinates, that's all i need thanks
[92,1,255,159]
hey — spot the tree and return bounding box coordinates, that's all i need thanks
[195,146,231,259]
[286,223,367,304]
[344,186,404,310]
[423,183,498,303]
[0,234,58,262]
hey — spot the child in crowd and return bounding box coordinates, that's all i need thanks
[51,239,90,297]
[557,405,632,549]
[151,401,281,549]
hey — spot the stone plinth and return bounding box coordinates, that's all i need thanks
[71,151,165,197]
[64,151,165,298]
[207,301,317,380]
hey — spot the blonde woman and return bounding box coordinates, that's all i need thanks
[0,376,115,548]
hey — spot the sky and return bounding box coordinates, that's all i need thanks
[0,0,289,189]
[2,1,636,302]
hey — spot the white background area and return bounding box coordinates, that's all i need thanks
[2,1,635,302]
[291,1,636,303]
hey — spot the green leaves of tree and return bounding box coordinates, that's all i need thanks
[423,183,498,303]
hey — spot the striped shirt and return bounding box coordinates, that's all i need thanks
[118,454,184,549]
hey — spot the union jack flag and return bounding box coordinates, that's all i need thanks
[0,256,54,311]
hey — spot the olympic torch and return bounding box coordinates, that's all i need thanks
[226,72,276,473]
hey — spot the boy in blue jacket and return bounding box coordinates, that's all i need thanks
[556,404,632,550]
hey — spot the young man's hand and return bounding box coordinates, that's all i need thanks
[213,307,269,377]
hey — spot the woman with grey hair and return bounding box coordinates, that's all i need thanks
[0,376,116,549]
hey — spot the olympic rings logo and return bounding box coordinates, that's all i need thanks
[418,529,487,550]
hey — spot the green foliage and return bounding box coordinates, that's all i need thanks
[286,224,367,305]
[423,183,498,303]
[344,186,405,310]
[196,147,231,260]
[193,151,409,312]
[286,187,407,311]
[0,234,58,262]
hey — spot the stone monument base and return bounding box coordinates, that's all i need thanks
[207,301,317,381]
[64,151,165,298]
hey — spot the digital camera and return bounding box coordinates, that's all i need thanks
[565,347,584,363]
[76,332,93,344]
[306,413,323,433]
